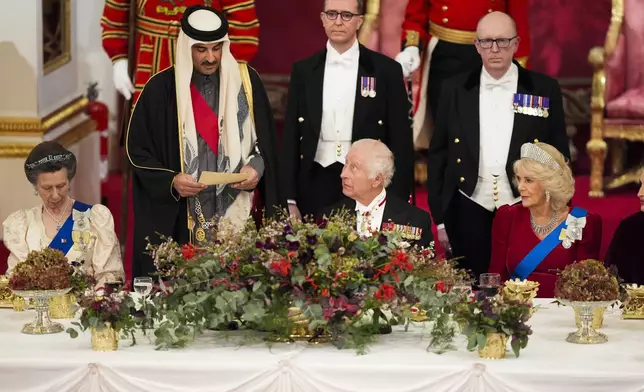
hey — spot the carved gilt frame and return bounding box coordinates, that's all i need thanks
[43,0,71,75]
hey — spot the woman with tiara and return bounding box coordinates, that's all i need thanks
[488,142,602,297]
[2,141,125,285]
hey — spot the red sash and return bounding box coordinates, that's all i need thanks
[190,83,219,155]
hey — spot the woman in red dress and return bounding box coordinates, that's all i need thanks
[489,143,602,298]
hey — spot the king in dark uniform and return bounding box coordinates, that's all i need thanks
[126,5,282,279]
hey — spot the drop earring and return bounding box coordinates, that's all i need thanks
[545,190,551,203]
[34,189,38,196]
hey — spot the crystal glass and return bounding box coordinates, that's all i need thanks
[479,273,501,297]
[133,277,153,296]
[133,277,153,329]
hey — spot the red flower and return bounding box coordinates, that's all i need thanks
[374,283,396,301]
[270,259,292,277]
[436,281,447,293]
[181,244,198,260]
[321,288,329,297]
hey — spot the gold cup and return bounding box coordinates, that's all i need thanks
[91,324,119,351]
[622,284,644,319]
[49,293,76,319]
[478,332,508,359]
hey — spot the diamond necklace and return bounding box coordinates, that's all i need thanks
[530,209,559,236]
[43,197,72,231]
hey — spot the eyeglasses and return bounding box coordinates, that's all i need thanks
[323,10,362,21]
[476,37,517,49]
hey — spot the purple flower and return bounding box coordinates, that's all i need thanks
[283,225,294,236]
[316,217,328,229]
[287,241,300,251]
[377,234,388,245]
[255,241,264,249]
[475,291,487,302]
[329,237,341,253]
[306,235,317,245]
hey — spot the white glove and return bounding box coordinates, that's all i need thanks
[112,59,135,100]
[395,46,421,78]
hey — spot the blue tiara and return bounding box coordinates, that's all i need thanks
[25,153,73,170]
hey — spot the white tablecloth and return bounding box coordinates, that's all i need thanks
[0,299,643,392]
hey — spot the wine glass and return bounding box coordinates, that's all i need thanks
[133,277,153,297]
[479,273,501,297]
[133,277,153,329]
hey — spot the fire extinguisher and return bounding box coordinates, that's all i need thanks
[86,82,110,182]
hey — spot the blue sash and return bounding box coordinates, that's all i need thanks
[48,201,92,255]
[511,207,588,280]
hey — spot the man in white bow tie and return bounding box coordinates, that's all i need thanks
[426,11,570,282]
[280,0,414,220]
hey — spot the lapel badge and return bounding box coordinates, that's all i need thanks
[515,93,525,114]
[368,77,376,98]
[542,96,550,118]
[360,76,369,97]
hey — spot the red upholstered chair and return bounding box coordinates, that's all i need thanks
[588,0,644,197]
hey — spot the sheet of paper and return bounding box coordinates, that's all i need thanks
[198,171,249,185]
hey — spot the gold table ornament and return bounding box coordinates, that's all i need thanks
[0,275,15,308]
[91,323,119,351]
[502,279,540,304]
[574,307,605,329]
[622,284,644,319]
[11,288,71,334]
[266,307,330,344]
[557,299,615,344]
[478,332,508,359]
[49,293,77,319]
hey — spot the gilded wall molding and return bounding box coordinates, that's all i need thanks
[0,96,89,135]
[0,143,39,158]
[55,117,97,147]
[0,117,97,158]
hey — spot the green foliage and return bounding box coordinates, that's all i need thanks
[453,293,533,358]
[142,212,469,353]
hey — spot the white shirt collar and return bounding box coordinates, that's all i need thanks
[326,39,359,65]
[355,188,387,213]
[480,63,518,89]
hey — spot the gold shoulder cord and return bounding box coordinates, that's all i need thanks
[239,63,255,123]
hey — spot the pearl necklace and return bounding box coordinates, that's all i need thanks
[530,209,559,236]
[44,198,72,231]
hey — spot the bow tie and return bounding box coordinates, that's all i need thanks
[328,55,353,67]
[483,78,513,91]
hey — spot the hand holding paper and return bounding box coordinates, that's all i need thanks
[198,171,250,185]
[231,165,259,190]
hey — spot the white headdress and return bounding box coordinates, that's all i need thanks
[175,6,257,226]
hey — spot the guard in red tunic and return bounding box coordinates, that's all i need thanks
[101,0,259,104]
[395,0,530,149]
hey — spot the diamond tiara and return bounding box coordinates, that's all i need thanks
[520,143,561,171]
[25,153,73,170]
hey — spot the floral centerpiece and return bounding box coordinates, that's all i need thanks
[66,284,137,351]
[50,260,96,319]
[554,259,619,344]
[453,292,533,359]
[8,249,73,334]
[8,248,72,291]
[146,212,468,353]
[554,259,619,302]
